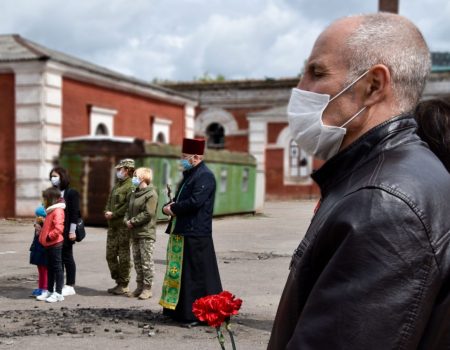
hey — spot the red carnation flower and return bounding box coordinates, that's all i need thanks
[193,291,243,349]
[193,291,242,328]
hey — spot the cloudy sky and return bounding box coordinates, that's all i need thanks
[1,0,449,82]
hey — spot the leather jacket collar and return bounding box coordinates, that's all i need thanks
[312,114,418,197]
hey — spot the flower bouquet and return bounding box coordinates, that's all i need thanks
[192,291,243,350]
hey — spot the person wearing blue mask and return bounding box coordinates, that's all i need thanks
[268,13,450,349]
[124,167,158,300]
[29,205,48,296]
[104,158,135,295]
[160,138,222,326]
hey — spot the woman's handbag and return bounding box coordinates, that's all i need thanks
[75,218,86,242]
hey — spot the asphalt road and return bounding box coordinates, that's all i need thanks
[0,200,315,350]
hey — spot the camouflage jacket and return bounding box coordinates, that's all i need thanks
[104,177,134,227]
[124,186,158,240]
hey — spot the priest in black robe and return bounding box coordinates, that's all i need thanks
[160,138,222,325]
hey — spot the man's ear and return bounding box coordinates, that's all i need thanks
[363,64,390,106]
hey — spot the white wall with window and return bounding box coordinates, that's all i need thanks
[152,117,172,143]
[90,106,116,137]
[196,108,238,136]
[195,108,247,148]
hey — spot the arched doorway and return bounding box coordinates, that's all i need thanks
[206,122,225,149]
[156,132,166,143]
[95,123,109,136]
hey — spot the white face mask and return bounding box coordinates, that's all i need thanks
[51,176,60,187]
[287,71,369,161]
[116,170,125,180]
[132,176,141,187]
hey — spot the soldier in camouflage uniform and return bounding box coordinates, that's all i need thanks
[124,167,158,300]
[104,159,135,295]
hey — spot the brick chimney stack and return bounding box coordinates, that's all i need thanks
[379,0,399,13]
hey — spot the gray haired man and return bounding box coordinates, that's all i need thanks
[269,13,450,349]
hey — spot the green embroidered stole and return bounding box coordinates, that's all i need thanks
[159,183,185,310]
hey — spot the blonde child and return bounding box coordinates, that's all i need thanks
[124,167,158,299]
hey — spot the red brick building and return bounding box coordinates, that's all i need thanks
[1,34,449,217]
[0,34,197,217]
[167,64,450,210]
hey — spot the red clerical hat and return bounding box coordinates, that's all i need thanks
[182,138,206,155]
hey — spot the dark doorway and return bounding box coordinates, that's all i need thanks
[156,132,166,143]
[206,122,225,149]
[95,123,109,136]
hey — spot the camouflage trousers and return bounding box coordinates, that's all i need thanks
[106,226,132,286]
[132,237,155,287]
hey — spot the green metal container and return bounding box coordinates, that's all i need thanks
[59,138,256,225]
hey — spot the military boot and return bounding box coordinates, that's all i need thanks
[107,284,120,294]
[131,283,143,297]
[112,284,130,296]
[138,285,152,300]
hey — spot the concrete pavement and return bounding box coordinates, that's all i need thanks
[0,200,316,350]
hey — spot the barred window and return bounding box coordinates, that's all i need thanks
[289,139,309,178]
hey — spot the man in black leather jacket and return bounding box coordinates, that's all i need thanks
[268,13,450,350]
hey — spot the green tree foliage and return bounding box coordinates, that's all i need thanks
[195,71,226,82]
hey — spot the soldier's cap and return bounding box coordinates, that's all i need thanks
[115,158,135,169]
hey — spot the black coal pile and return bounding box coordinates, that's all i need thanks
[0,307,170,338]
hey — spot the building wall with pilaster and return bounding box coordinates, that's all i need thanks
[247,117,267,211]
[14,64,63,216]
[0,73,15,217]
[0,63,194,217]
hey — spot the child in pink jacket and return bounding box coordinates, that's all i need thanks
[36,187,66,303]
[29,205,48,296]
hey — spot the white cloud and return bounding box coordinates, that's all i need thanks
[401,0,450,52]
[1,0,450,81]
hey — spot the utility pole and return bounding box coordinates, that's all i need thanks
[379,0,399,13]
